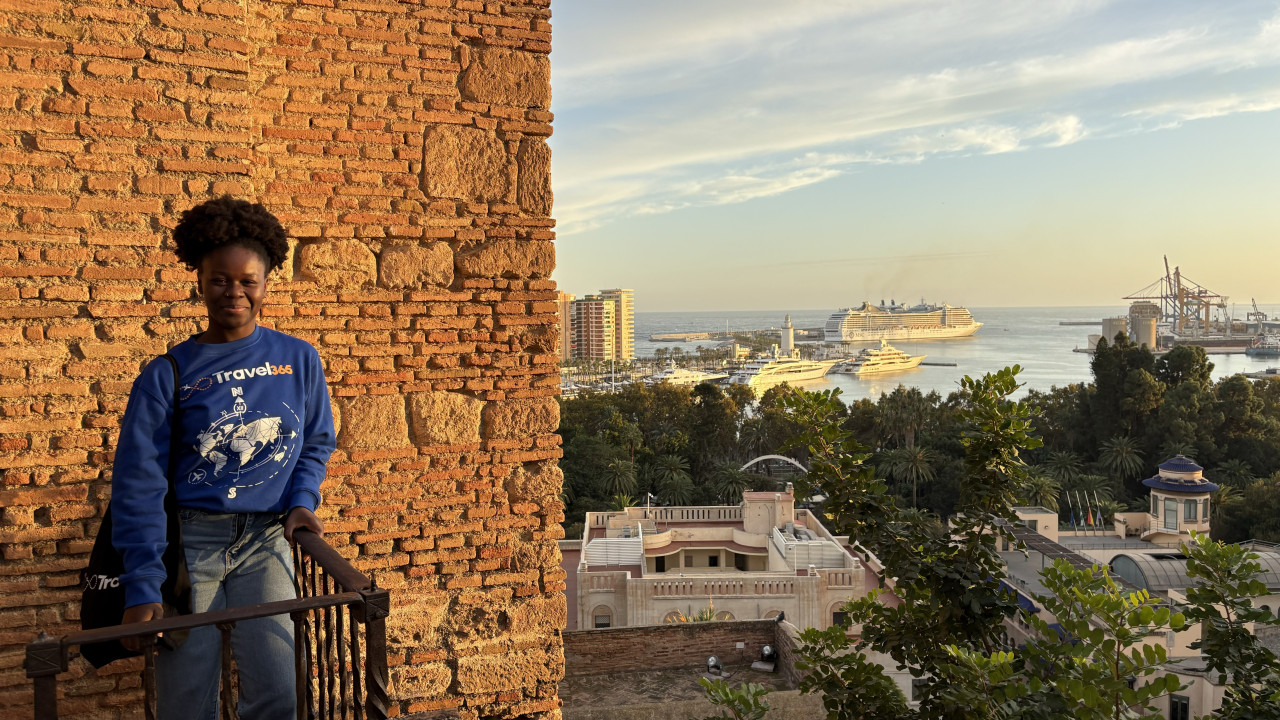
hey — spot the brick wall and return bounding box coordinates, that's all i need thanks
[563,620,784,677]
[0,1,562,718]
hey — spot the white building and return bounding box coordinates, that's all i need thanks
[572,485,877,632]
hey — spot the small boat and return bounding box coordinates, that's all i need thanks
[1245,334,1280,358]
[831,339,925,376]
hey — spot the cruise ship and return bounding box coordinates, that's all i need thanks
[823,300,981,342]
[726,352,838,390]
[646,362,728,386]
[831,339,925,375]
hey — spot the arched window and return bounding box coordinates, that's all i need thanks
[663,610,684,624]
[713,611,735,621]
[763,609,782,620]
[590,605,613,629]
[1184,499,1197,522]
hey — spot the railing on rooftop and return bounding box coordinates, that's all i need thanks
[24,529,390,720]
[641,506,743,523]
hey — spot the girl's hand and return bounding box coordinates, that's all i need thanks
[120,603,163,651]
[284,506,324,544]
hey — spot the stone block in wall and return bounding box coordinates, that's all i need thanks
[459,47,551,109]
[482,397,558,440]
[506,460,562,503]
[394,661,453,700]
[409,391,483,447]
[454,239,554,279]
[517,138,553,216]
[456,647,561,694]
[421,125,511,203]
[335,394,408,450]
[298,239,377,287]
[379,242,453,289]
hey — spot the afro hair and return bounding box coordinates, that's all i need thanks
[172,196,290,273]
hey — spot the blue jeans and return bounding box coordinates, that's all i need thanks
[156,511,297,720]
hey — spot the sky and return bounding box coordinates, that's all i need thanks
[546,0,1280,312]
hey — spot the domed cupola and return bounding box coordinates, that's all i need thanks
[1141,455,1217,537]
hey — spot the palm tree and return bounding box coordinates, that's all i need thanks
[881,446,936,508]
[1096,500,1125,526]
[659,474,695,506]
[653,453,691,486]
[1065,473,1114,502]
[602,459,636,497]
[1211,484,1240,519]
[1043,450,1083,483]
[608,494,634,511]
[737,417,768,461]
[879,386,930,449]
[712,462,754,504]
[1098,435,1144,481]
[1020,475,1061,512]
[653,453,693,505]
[1158,440,1196,462]
[1214,459,1254,486]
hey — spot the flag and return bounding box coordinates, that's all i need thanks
[1065,492,1077,530]
[1093,491,1105,527]
[1084,491,1094,526]
[1074,491,1084,528]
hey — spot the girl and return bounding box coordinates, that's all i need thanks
[113,196,336,720]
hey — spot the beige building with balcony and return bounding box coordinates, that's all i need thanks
[570,486,877,632]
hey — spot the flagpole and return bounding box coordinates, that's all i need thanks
[1065,491,1076,533]
[1093,490,1105,535]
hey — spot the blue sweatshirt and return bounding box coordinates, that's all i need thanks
[112,326,336,608]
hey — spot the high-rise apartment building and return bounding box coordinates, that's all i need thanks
[571,295,616,360]
[557,292,576,362]
[599,288,634,360]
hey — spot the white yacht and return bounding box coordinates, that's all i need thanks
[727,352,838,390]
[831,339,925,376]
[646,362,728,386]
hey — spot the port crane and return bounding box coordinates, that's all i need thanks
[1248,298,1268,335]
[1124,256,1229,336]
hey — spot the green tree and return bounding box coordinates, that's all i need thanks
[1215,458,1254,486]
[878,385,933,449]
[712,461,754,504]
[1181,532,1280,719]
[879,446,937,509]
[942,560,1187,720]
[602,458,637,497]
[1042,450,1083,483]
[1154,344,1213,387]
[1019,474,1060,512]
[785,367,1039,720]
[1098,435,1144,481]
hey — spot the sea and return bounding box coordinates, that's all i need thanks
[633,305,1280,402]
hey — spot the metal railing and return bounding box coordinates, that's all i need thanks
[24,530,390,720]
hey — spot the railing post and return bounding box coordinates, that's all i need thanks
[353,587,391,720]
[24,633,66,720]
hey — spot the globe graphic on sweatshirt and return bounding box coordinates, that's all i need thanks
[189,391,299,488]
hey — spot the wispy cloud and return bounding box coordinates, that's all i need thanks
[551,2,1280,235]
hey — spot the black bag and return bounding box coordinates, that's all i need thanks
[80,354,192,668]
